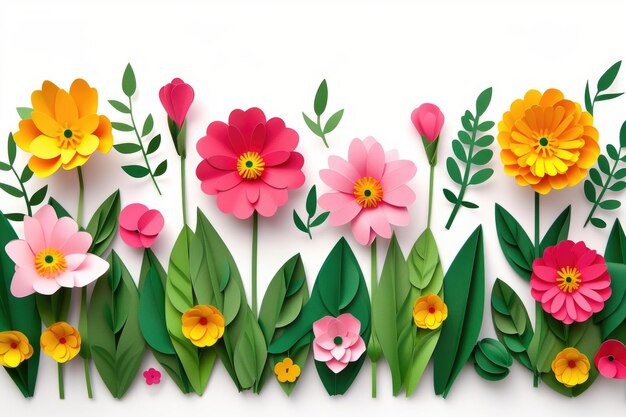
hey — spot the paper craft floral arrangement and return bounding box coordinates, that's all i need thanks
[3,61,626,401]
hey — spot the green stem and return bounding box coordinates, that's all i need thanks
[533,192,540,388]
[427,164,435,228]
[181,155,187,226]
[128,98,162,195]
[58,363,65,400]
[584,147,622,227]
[251,211,259,318]
[534,192,540,258]
[76,167,84,226]
[305,216,312,240]
[370,238,377,398]
[11,165,31,216]
[316,115,329,148]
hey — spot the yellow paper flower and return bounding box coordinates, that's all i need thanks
[40,322,81,363]
[274,357,301,383]
[0,331,33,368]
[13,79,113,177]
[497,89,600,194]
[413,293,448,330]
[551,347,590,388]
[181,305,225,347]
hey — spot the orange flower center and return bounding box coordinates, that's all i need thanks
[354,176,383,208]
[237,152,265,180]
[556,266,581,293]
[34,248,67,278]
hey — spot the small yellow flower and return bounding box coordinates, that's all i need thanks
[181,305,225,347]
[274,357,301,383]
[40,322,81,363]
[552,347,590,388]
[0,331,33,368]
[413,293,448,330]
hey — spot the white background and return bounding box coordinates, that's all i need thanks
[1,0,626,415]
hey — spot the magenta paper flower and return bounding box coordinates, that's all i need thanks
[594,340,626,379]
[411,103,444,142]
[196,107,305,219]
[143,368,161,385]
[159,78,194,129]
[530,240,611,324]
[318,137,416,246]
[5,205,109,297]
[312,313,366,374]
[118,203,164,248]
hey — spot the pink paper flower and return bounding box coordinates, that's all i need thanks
[159,78,194,129]
[312,313,366,374]
[530,240,611,324]
[411,103,444,142]
[594,340,626,379]
[118,203,164,248]
[196,108,305,219]
[143,368,161,385]
[318,137,416,246]
[5,205,109,297]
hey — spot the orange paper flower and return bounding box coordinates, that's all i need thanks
[497,89,600,194]
[0,330,33,368]
[181,305,225,347]
[274,357,301,383]
[552,347,590,388]
[413,293,448,330]
[40,322,81,363]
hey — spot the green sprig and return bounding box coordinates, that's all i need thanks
[584,60,623,116]
[292,185,329,239]
[302,79,344,148]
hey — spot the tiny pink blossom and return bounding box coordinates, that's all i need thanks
[411,103,444,142]
[143,368,161,385]
[159,78,194,129]
[312,313,366,374]
[118,203,164,249]
[595,340,626,379]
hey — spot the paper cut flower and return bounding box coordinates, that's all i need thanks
[40,322,81,363]
[594,340,626,379]
[196,108,305,219]
[530,240,610,324]
[273,357,301,383]
[0,331,33,368]
[319,137,416,246]
[411,103,445,142]
[13,79,113,178]
[413,293,448,330]
[181,305,225,347]
[143,368,162,385]
[6,205,109,297]
[159,78,194,129]
[552,347,590,388]
[497,89,600,194]
[312,313,366,374]
[118,203,164,248]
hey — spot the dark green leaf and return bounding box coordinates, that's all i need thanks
[122,63,137,97]
[0,162,10,171]
[20,165,33,183]
[584,180,597,203]
[0,183,23,198]
[16,107,33,120]
[494,204,534,280]
[475,135,494,147]
[446,157,463,184]
[85,190,121,257]
[142,114,154,137]
[5,213,24,222]
[112,122,134,132]
[614,168,626,179]
[323,109,344,134]
[607,144,620,160]
[477,121,495,132]
[596,92,624,102]
[306,185,317,218]
[108,100,131,114]
[314,79,328,116]
[597,60,621,92]
[147,135,161,154]
[443,188,457,204]
[610,181,626,191]
[233,311,267,390]
[292,211,308,234]
[469,168,493,185]
[475,87,493,117]
[605,219,626,263]
[584,81,593,115]
[600,199,621,210]
[461,114,473,131]
[621,120,626,148]
[539,206,571,254]
[302,112,323,137]
[8,133,16,166]
[122,165,150,178]
[595,263,626,339]
[154,160,167,177]
[29,185,47,206]
[589,168,603,186]
[458,130,472,144]
[461,201,479,209]
[591,218,607,228]
[113,143,142,154]
[309,211,329,228]
[471,149,493,165]
[451,140,466,162]
[598,154,611,175]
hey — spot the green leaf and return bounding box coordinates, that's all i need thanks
[306,185,317,218]
[0,183,23,198]
[598,154,611,175]
[458,130,472,145]
[611,181,626,191]
[471,149,493,165]
[16,107,33,120]
[584,180,597,203]
[323,109,344,134]
[86,190,121,257]
[142,114,154,137]
[147,135,161,155]
[443,188,457,204]
[590,217,607,228]
[605,219,626,263]
[596,92,624,102]
[434,226,484,398]
[139,259,176,355]
[461,201,479,209]
[309,211,329,228]
[0,162,11,171]
[154,160,168,177]
[616,168,626,179]
[495,204,534,280]
[477,121,495,132]
[589,168,603,186]
[539,206,571,254]
[233,311,267,390]
[122,165,150,178]
[475,87,493,117]
[302,113,323,137]
[5,213,24,222]
[113,143,142,154]
[475,135,494,147]
[472,338,512,381]
[621,120,626,148]
[314,79,328,116]
[292,211,308,234]
[122,63,137,97]
[607,144,620,160]
[469,168,493,185]
[112,122,134,132]
[584,81,593,114]
[446,157,463,184]
[600,199,621,210]
[597,60,621,92]
[20,165,33,183]
[29,185,47,207]
[108,100,131,114]
[7,134,16,166]
[594,263,626,339]
[451,140,466,162]
[407,228,443,293]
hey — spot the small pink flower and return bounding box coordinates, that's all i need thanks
[312,313,366,374]
[5,205,109,297]
[143,368,161,385]
[595,340,626,379]
[118,204,164,249]
[411,103,444,142]
[159,78,194,129]
[530,240,611,324]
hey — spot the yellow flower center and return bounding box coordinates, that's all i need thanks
[57,124,83,149]
[34,248,67,278]
[556,266,581,293]
[237,152,265,180]
[354,176,383,208]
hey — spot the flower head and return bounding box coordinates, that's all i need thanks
[40,322,81,363]
[319,137,416,246]
[196,108,305,219]
[118,203,164,248]
[13,79,113,177]
[143,368,162,385]
[413,293,448,330]
[594,339,626,379]
[552,347,590,388]
[0,331,33,368]
[181,305,225,347]
[273,357,301,383]
[411,103,444,142]
[530,240,610,324]
[159,78,194,129]
[312,313,366,374]
[497,89,600,194]
[6,205,109,297]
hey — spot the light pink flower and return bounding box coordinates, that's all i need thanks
[312,313,366,374]
[318,137,416,246]
[143,367,162,385]
[118,203,164,248]
[411,103,444,142]
[159,78,194,129]
[594,340,626,379]
[6,205,109,297]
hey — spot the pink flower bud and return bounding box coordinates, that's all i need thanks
[411,103,444,142]
[159,78,194,129]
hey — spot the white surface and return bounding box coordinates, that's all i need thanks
[1,0,626,415]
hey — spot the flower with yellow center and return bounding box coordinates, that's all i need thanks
[13,79,113,178]
[497,89,600,194]
[237,151,265,180]
[353,176,383,208]
[413,293,448,330]
[0,331,33,368]
[552,347,590,388]
[273,357,301,383]
[34,247,67,278]
[181,305,225,347]
[556,266,582,293]
[40,322,81,363]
